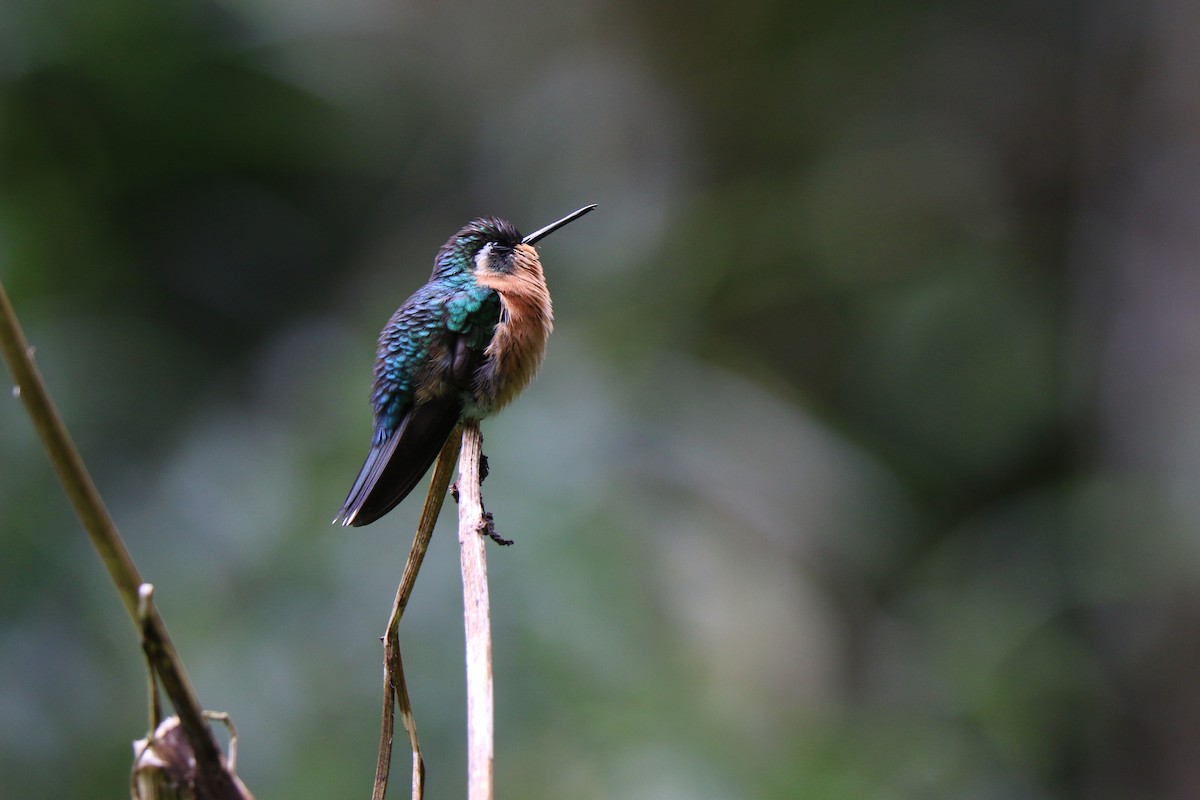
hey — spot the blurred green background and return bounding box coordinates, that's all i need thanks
[3,0,1198,797]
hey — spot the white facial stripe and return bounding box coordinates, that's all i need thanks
[473,243,492,273]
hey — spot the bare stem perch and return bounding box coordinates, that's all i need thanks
[0,281,248,800]
[456,420,494,800]
[374,430,462,800]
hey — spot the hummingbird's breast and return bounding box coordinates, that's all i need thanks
[471,244,554,415]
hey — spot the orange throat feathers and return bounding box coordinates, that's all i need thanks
[473,243,554,412]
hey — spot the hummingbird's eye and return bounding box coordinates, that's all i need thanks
[474,241,516,274]
[488,243,515,271]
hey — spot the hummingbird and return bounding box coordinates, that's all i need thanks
[333,204,597,527]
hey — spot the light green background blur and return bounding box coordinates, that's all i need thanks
[2,0,1198,798]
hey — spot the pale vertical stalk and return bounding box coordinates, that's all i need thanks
[456,420,494,800]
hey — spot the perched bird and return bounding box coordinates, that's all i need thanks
[334,204,596,527]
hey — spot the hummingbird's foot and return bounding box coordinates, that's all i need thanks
[480,512,513,546]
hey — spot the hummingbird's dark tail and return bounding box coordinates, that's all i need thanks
[333,400,462,527]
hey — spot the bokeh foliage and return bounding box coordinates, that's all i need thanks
[2,0,1198,798]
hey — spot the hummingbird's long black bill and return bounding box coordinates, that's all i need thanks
[522,204,598,245]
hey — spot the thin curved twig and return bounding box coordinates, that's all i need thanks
[373,429,462,800]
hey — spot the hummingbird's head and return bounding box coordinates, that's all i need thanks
[433,217,522,280]
[432,205,597,281]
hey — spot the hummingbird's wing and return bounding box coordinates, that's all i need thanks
[331,396,462,526]
[334,282,500,527]
[333,325,488,527]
